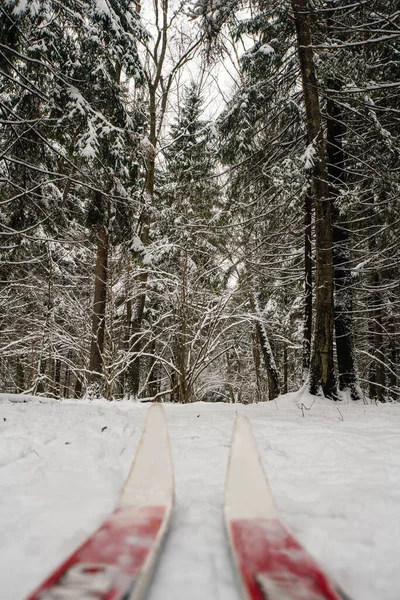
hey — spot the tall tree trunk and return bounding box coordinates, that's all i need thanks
[87,224,109,397]
[146,338,159,398]
[35,357,46,395]
[126,87,156,397]
[283,344,288,395]
[53,358,61,398]
[63,350,72,398]
[252,326,262,402]
[388,315,398,400]
[249,291,280,400]
[326,85,361,400]
[302,189,312,379]
[256,322,280,400]
[369,272,386,402]
[74,376,82,398]
[16,357,24,393]
[292,0,337,398]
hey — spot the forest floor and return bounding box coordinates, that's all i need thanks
[0,391,399,600]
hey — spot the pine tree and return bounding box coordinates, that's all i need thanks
[159,83,223,402]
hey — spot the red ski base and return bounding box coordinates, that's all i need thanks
[26,505,167,600]
[230,517,347,600]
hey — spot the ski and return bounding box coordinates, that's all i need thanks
[224,416,352,600]
[26,404,174,600]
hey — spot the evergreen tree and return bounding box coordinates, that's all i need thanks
[0,0,145,397]
[157,83,224,402]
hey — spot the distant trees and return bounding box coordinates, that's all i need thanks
[189,0,400,401]
[0,0,144,397]
[160,82,226,402]
[122,0,203,398]
[1,0,399,402]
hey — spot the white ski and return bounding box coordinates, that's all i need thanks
[27,403,174,600]
[225,416,351,600]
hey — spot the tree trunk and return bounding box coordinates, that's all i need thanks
[35,358,46,395]
[252,326,262,402]
[256,323,280,401]
[16,357,24,393]
[292,0,337,398]
[388,316,398,400]
[302,189,312,379]
[87,224,109,397]
[146,338,159,398]
[283,344,288,394]
[74,376,82,398]
[326,85,361,400]
[63,352,72,398]
[369,272,386,402]
[53,358,61,398]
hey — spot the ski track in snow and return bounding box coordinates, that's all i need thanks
[0,392,399,600]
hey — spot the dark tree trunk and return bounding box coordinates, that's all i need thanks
[88,224,109,397]
[146,338,159,398]
[283,344,288,394]
[35,358,46,394]
[369,272,386,402]
[250,291,280,401]
[252,326,262,402]
[292,0,337,398]
[63,353,71,398]
[388,316,398,400]
[53,358,61,397]
[256,323,280,401]
[74,376,82,398]
[16,357,24,393]
[326,85,361,400]
[302,189,312,379]
[126,308,144,398]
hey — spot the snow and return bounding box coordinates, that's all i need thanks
[1,392,400,599]
[301,142,316,170]
[94,0,111,17]
[131,235,145,252]
[258,44,275,56]
[11,0,28,16]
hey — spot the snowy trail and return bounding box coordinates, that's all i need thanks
[1,393,400,599]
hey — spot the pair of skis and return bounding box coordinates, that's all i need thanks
[27,405,351,600]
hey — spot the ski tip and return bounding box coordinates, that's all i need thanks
[118,402,174,509]
[225,416,278,521]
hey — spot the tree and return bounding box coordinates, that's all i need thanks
[291,0,337,398]
[124,0,203,397]
[0,0,144,398]
[160,82,223,402]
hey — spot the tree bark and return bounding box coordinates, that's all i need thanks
[16,357,24,393]
[292,0,337,398]
[53,357,61,398]
[302,189,312,379]
[146,338,159,398]
[388,316,398,400]
[88,223,108,396]
[369,272,386,402]
[256,322,280,401]
[326,86,361,400]
[252,325,262,402]
[63,351,72,398]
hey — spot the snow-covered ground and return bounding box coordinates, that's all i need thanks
[1,391,399,600]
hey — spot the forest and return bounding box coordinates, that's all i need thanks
[1,0,399,404]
